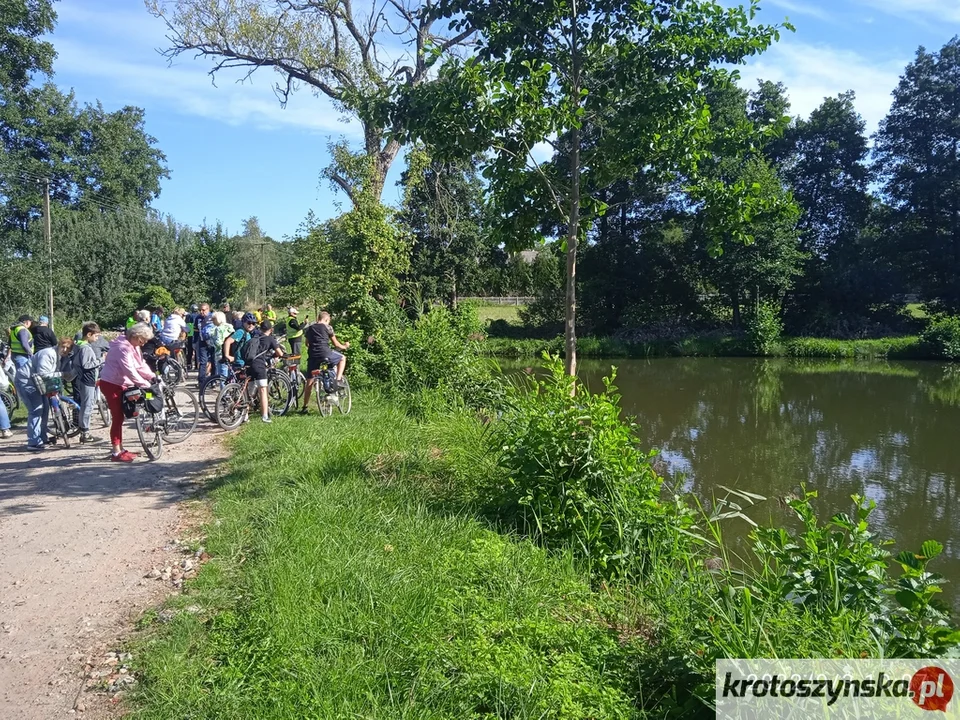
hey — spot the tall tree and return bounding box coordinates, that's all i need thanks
[0,0,57,95]
[146,0,475,203]
[399,148,487,306]
[397,0,789,376]
[875,37,960,310]
[782,92,886,331]
[0,84,168,232]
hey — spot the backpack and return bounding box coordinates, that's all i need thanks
[241,333,266,365]
[201,320,217,347]
[60,350,78,383]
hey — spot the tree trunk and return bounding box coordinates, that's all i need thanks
[564,1,581,383]
[732,285,741,329]
[565,132,580,381]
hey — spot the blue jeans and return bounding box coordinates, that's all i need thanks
[0,390,9,431]
[12,355,44,446]
[196,342,210,384]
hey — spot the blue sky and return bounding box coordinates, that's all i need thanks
[48,0,959,241]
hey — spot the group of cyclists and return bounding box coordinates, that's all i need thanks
[1,302,351,461]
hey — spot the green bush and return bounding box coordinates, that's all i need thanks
[745,302,783,355]
[345,296,501,412]
[919,315,960,359]
[492,355,671,579]
[136,285,176,312]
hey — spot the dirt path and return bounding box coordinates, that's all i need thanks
[0,415,228,718]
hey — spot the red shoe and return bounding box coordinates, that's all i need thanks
[111,450,136,463]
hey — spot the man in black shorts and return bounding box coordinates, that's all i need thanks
[248,319,284,423]
[301,311,350,414]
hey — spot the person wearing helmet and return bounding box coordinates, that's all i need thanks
[221,313,259,368]
[221,312,261,422]
[285,307,303,357]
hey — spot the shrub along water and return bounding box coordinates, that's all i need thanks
[130,353,959,718]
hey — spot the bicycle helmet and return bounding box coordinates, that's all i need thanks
[190,304,199,312]
[242,312,258,325]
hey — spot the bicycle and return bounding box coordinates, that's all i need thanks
[1,384,18,414]
[94,381,110,428]
[280,354,307,413]
[32,373,81,448]
[124,381,200,460]
[214,368,256,430]
[200,365,239,422]
[310,363,351,417]
[145,345,186,387]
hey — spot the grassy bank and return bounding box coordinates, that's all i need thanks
[130,399,657,718]
[480,334,927,361]
[128,381,947,718]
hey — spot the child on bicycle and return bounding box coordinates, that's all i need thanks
[301,311,350,414]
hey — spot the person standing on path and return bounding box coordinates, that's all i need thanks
[9,315,46,449]
[195,303,212,386]
[74,322,104,444]
[284,307,303,357]
[99,323,158,463]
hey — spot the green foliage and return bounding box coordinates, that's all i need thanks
[875,38,960,310]
[341,296,499,412]
[0,0,57,95]
[744,302,783,355]
[131,400,643,719]
[885,541,960,657]
[136,285,176,312]
[492,356,669,579]
[751,490,891,619]
[919,315,960,359]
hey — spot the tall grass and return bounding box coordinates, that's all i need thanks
[131,399,643,719]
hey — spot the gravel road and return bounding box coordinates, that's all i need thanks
[0,420,227,718]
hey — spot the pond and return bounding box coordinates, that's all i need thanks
[504,357,960,611]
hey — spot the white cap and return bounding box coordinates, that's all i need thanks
[288,307,299,315]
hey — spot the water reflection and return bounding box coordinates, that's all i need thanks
[519,358,960,611]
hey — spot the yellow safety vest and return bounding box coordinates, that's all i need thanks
[9,325,28,356]
[286,316,303,339]
[265,310,277,322]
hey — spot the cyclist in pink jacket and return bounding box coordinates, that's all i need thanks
[99,323,158,462]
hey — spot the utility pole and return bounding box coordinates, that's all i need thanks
[252,242,268,307]
[43,178,53,330]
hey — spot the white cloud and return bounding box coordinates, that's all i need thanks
[52,1,358,135]
[529,141,555,165]
[736,42,907,132]
[854,0,960,24]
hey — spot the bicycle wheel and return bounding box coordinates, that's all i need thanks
[315,384,334,417]
[294,371,306,409]
[96,388,110,428]
[266,369,292,417]
[215,383,247,430]
[136,411,163,460]
[200,376,227,422]
[335,377,352,415]
[1,390,15,416]
[162,386,199,443]
[52,402,71,448]
[161,358,185,387]
[66,401,82,437]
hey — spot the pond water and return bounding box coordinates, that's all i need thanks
[504,357,960,611]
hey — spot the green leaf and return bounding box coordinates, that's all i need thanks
[920,540,943,560]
